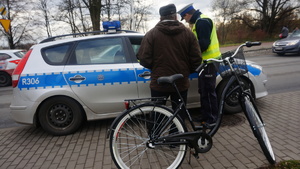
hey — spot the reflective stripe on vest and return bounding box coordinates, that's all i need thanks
[192,14,221,61]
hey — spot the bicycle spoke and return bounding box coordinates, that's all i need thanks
[125,147,148,167]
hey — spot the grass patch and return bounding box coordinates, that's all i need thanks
[259,160,300,169]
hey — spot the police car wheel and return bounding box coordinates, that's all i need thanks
[38,96,84,136]
[0,72,12,87]
[217,78,253,114]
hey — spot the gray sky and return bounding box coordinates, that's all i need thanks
[147,0,213,30]
[154,0,212,15]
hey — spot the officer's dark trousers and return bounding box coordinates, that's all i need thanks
[198,63,218,123]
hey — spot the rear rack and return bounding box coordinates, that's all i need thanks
[39,30,139,43]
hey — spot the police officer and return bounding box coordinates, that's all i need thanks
[178,3,221,125]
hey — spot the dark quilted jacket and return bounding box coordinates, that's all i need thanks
[137,20,202,92]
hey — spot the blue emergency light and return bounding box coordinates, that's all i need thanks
[102,21,121,33]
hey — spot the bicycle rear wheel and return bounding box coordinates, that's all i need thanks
[109,104,187,169]
[241,93,276,164]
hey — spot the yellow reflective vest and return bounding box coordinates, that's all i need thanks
[192,14,221,61]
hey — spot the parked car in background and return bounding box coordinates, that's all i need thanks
[272,31,300,56]
[10,23,268,136]
[0,50,26,86]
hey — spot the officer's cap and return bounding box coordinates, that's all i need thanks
[159,4,176,16]
[177,3,195,21]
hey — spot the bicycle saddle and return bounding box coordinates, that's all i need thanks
[157,74,184,84]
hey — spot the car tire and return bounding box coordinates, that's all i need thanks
[0,72,12,87]
[38,96,85,136]
[217,78,254,114]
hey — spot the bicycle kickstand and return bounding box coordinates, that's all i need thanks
[188,148,200,164]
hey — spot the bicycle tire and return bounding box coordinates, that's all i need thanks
[109,103,187,169]
[240,93,276,164]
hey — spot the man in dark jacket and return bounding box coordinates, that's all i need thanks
[137,3,202,121]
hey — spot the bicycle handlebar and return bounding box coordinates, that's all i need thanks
[195,41,261,73]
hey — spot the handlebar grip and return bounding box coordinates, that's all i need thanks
[245,41,261,47]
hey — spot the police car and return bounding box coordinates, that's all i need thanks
[0,50,26,86]
[10,22,268,135]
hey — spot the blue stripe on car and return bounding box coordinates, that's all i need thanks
[247,65,261,76]
[18,68,150,90]
[17,66,261,90]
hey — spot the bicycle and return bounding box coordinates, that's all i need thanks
[198,41,276,165]
[108,42,276,169]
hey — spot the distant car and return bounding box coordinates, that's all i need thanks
[272,31,300,55]
[10,27,268,135]
[0,50,26,86]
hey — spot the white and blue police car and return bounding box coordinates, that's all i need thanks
[10,22,268,135]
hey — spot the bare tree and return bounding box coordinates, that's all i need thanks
[0,0,155,49]
[212,0,247,44]
[38,0,52,37]
[0,0,36,49]
[134,0,152,32]
[82,0,102,31]
[54,0,91,34]
[237,0,300,35]
[60,0,77,33]
[76,0,88,32]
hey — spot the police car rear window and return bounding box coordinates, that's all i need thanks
[72,37,126,65]
[42,43,72,65]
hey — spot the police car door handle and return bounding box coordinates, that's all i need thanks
[69,75,86,81]
[138,71,151,77]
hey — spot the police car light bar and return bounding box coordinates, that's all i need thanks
[102,21,121,33]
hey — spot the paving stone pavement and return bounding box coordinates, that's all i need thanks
[0,90,299,169]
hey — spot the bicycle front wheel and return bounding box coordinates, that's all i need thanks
[241,93,276,164]
[109,104,187,169]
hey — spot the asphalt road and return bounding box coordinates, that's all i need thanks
[1,49,299,129]
[245,49,300,94]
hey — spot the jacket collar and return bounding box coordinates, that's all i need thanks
[190,10,202,24]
